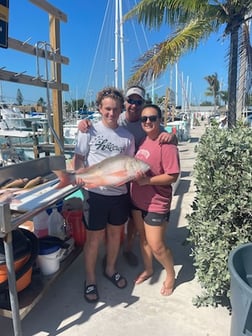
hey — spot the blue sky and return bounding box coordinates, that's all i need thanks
[1,0,230,106]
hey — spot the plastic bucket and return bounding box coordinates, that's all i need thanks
[37,248,62,276]
[228,243,252,336]
[62,210,86,246]
[37,239,62,276]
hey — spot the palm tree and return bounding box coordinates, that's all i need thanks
[204,73,220,110]
[219,90,229,106]
[37,97,46,106]
[124,0,252,128]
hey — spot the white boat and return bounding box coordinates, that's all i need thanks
[0,102,26,130]
[0,101,44,130]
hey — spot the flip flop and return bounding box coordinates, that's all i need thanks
[84,281,99,303]
[103,272,127,289]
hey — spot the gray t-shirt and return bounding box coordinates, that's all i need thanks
[118,111,146,149]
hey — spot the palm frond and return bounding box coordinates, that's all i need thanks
[123,0,210,28]
[127,19,214,85]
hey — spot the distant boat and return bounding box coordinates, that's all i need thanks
[63,111,101,144]
[0,101,44,130]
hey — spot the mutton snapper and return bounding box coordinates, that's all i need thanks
[54,154,150,189]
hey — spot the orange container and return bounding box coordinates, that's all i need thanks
[62,210,86,246]
[16,267,32,292]
[0,254,32,292]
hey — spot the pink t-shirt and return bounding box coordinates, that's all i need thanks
[131,137,180,213]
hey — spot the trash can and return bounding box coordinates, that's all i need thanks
[228,243,252,336]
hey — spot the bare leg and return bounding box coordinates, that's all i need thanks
[105,223,127,288]
[84,229,104,301]
[145,222,175,296]
[123,217,138,266]
[132,210,153,283]
[125,218,136,252]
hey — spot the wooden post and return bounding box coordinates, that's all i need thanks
[49,15,64,155]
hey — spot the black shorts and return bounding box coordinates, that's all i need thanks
[83,190,129,231]
[131,203,170,226]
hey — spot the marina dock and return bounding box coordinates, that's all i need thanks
[0,123,231,336]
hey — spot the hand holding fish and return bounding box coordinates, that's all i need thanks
[135,175,151,186]
[133,170,148,183]
[72,167,88,186]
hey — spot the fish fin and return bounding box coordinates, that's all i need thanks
[109,170,129,178]
[100,171,130,187]
[114,176,133,186]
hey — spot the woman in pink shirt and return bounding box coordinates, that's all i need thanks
[131,104,180,296]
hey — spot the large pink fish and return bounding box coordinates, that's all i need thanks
[54,154,150,189]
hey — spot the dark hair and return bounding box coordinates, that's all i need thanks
[141,104,162,119]
[96,87,124,109]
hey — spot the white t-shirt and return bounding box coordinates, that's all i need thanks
[74,120,135,195]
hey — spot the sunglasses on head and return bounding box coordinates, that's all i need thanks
[102,89,122,98]
[140,115,158,122]
[127,98,143,106]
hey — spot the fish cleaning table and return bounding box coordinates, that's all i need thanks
[0,156,81,336]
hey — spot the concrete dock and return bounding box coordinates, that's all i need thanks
[0,124,231,336]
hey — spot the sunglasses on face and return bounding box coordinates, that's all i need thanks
[140,115,158,123]
[127,98,143,106]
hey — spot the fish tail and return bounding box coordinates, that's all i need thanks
[54,171,75,189]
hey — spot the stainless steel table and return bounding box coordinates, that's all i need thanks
[0,156,81,336]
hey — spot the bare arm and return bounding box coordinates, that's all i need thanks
[136,173,179,186]
[157,132,178,146]
[77,119,93,133]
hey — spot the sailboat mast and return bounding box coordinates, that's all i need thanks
[114,0,119,87]
[175,63,178,107]
[119,0,125,90]
[114,0,125,90]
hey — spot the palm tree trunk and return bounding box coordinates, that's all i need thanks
[228,27,239,128]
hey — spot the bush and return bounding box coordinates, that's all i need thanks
[186,124,252,307]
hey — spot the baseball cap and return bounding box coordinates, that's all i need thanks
[125,86,145,100]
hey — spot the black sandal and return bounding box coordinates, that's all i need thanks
[103,272,127,289]
[84,281,99,303]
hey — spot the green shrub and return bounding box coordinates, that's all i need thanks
[186,124,252,307]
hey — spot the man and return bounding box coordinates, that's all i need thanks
[78,85,177,267]
[75,87,135,303]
